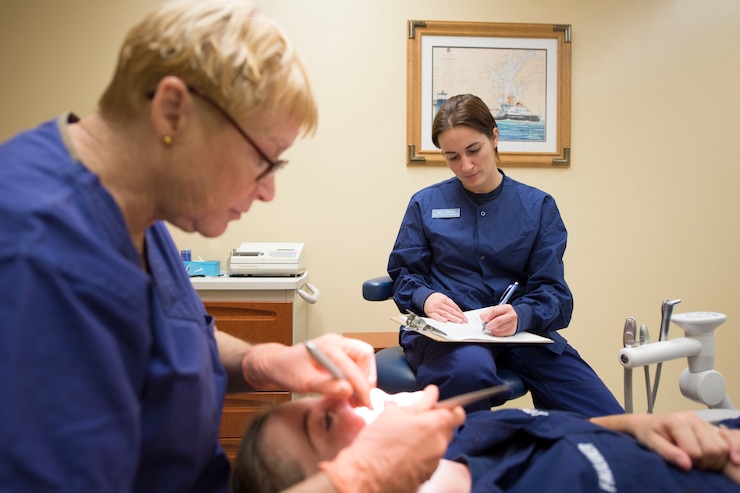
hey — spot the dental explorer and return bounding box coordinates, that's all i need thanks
[304,341,346,381]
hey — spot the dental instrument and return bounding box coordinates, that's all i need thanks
[435,385,510,409]
[659,299,682,341]
[650,299,682,409]
[622,317,637,413]
[619,305,734,412]
[640,324,654,413]
[355,385,510,425]
[304,341,346,380]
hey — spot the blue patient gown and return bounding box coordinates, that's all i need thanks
[0,116,230,492]
[446,409,740,493]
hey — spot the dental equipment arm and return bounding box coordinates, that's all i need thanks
[619,310,735,411]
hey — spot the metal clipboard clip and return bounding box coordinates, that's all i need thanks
[404,310,447,337]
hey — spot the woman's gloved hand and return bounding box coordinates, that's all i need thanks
[318,386,465,493]
[242,333,376,408]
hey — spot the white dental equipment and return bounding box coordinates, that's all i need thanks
[619,302,734,412]
[225,242,320,304]
[622,317,637,413]
[227,242,306,277]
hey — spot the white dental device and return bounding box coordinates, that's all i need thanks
[619,309,734,411]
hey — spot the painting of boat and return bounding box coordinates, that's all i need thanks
[493,96,541,122]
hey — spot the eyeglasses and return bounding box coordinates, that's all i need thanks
[186,86,288,181]
[148,86,287,181]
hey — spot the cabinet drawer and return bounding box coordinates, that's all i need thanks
[220,392,290,438]
[203,300,294,462]
[205,301,292,345]
[219,392,291,462]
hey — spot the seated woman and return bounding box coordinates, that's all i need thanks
[231,388,740,493]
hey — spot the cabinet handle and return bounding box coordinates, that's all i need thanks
[298,283,320,304]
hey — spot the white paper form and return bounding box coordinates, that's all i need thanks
[392,307,552,344]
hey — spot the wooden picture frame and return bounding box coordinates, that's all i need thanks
[407,20,572,168]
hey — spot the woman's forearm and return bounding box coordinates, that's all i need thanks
[214,326,255,393]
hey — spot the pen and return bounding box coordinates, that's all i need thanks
[498,281,519,306]
[482,282,519,332]
[304,341,346,380]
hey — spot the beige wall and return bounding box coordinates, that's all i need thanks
[2,0,739,414]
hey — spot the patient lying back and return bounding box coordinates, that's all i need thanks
[231,388,740,492]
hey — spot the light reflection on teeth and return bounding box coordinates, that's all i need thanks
[352,389,386,424]
[351,388,425,424]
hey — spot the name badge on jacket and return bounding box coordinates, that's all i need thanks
[432,208,461,219]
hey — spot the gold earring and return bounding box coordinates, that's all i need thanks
[162,135,173,146]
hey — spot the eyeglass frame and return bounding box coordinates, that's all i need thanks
[147,85,288,181]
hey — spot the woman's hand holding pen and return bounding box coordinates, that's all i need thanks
[482,282,519,336]
[423,293,468,324]
[481,305,518,336]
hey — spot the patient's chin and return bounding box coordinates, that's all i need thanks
[418,459,472,493]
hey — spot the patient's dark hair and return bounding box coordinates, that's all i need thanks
[229,407,305,493]
[431,93,498,150]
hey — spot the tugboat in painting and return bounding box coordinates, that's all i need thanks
[494,95,541,122]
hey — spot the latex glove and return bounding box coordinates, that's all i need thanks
[242,333,376,408]
[423,292,466,324]
[318,386,465,493]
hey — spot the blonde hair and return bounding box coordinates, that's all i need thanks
[99,0,317,136]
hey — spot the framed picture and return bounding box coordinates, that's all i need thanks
[407,20,571,167]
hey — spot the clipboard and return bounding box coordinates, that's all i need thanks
[392,308,552,344]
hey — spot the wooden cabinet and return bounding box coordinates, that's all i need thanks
[207,301,293,346]
[343,331,399,352]
[191,275,309,462]
[205,301,292,460]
